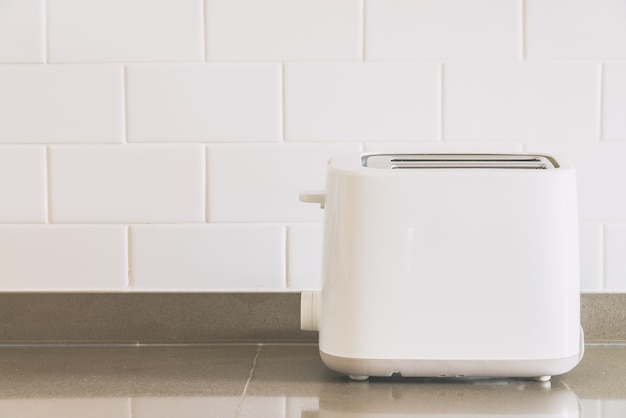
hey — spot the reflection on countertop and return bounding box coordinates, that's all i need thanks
[0,344,623,417]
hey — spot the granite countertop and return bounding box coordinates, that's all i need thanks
[0,344,623,417]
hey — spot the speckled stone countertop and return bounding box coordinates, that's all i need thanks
[0,293,624,345]
[0,344,624,417]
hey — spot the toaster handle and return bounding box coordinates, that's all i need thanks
[299,191,326,209]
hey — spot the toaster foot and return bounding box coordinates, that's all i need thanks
[349,375,370,381]
[533,376,551,382]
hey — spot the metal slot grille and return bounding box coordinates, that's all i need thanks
[363,154,557,169]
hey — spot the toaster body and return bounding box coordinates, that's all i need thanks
[301,153,583,380]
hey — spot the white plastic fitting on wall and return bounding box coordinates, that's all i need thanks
[300,290,321,331]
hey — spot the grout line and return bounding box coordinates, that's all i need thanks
[44,146,50,223]
[204,145,209,223]
[361,0,366,61]
[601,223,607,290]
[201,0,207,62]
[284,225,290,289]
[235,344,262,417]
[43,0,49,63]
[439,63,445,142]
[280,63,286,142]
[122,65,129,143]
[520,0,526,60]
[126,225,131,289]
[598,62,604,141]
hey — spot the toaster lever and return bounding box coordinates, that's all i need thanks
[299,191,326,209]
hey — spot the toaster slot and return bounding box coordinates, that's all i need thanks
[363,154,557,169]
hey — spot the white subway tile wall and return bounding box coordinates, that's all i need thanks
[126,64,281,142]
[366,0,521,60]
[48,0,204,63]
[0,65,123,143]
[285,62,440,141]
[287,224,323,290]
[605,224,626,291]
[205,0,362,61]
[207,143,360,223]
[130,225,285,290]
[0,0,624,291]
[49,145,205,223]
[444,62,601,141]
[603,62,626,141]
[525,0,626,60]
[0,147,46,223]
[0,225,127,290]
[362,142,524,154]
[579,223,604,291]
[0,0,44,63]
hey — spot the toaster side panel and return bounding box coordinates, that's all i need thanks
[318,163,580,366]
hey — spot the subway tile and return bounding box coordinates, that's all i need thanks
[206,0,361,61]
[49,145,204,223]
[605,224,626,291]
[526,0,626,60]
[366,0,520,60]
[525,142,626,221]
[0,65,123,143]
[0,0,44,62]
[579,223,604,291]
[207,143,359,223]
[0,225,126,290]
[603,62,626,141]
[444,62,600,141]
[285,62,440,142]
[127,64,281,142]
[287,224,323,290]
[0,146,46,223]
[130,225,285,290]
[48,0,202,62]
[363,142,524,153]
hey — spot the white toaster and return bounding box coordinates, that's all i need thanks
[300,153,584,381]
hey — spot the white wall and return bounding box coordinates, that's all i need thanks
[0,0,624,291]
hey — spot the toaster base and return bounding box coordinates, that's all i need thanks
[320,350,582,380]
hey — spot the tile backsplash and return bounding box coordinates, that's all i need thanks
[0,0,624,292]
